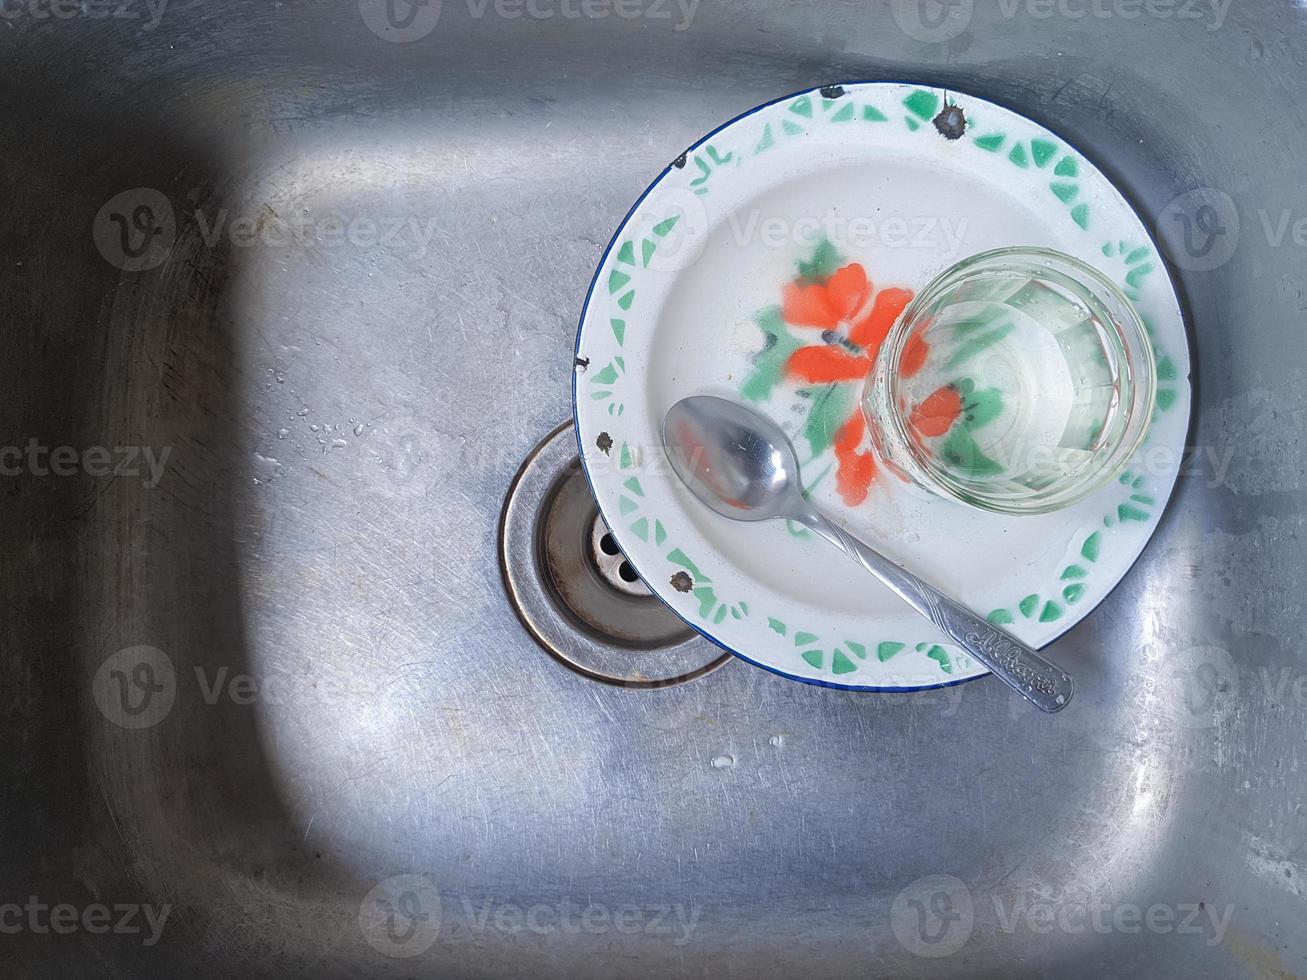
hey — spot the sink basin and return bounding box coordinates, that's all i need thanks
[4,3,1305,976]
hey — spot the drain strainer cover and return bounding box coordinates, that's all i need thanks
[500,422,730,687]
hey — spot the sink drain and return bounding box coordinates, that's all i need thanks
[499,421,731,687]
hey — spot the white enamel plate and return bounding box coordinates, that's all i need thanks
[573,82,1190,691]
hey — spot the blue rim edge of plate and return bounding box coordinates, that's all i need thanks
[569,78,1193,695]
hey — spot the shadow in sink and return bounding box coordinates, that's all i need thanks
[0,62,367,973]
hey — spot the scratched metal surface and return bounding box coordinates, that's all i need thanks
[2,1,1305,976]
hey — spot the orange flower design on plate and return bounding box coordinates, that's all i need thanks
[782,261,917,504]
[737,238,966,508]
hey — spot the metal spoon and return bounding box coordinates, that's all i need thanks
[662,395,1074,712]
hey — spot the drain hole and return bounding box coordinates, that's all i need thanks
[589,514,651,598]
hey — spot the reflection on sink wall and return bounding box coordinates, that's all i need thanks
[3,2,1305,977]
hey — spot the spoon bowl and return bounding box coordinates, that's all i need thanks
[663,395,801,522]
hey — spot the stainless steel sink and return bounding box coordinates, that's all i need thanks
[4,2,1306,976]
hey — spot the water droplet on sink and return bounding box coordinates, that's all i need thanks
[277,428,289,439]
[274,371,285,384]
[251,452,285,484]
[328,438,347,451]
[353,423,365,436]
[710,754,735,769]
[309,423,320,432]
[297,408,310,416]
[903,531,921,544]
[768,735,784,748]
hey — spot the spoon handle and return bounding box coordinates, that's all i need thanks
[803,510,1075,713]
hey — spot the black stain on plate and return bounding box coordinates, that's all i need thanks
[819,84,846,99]
[672,152,688,169]
[596,432,613,455]
[933,103,968,140]
[670,571,693,592]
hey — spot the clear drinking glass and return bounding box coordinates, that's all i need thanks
[863,247,1157,515]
